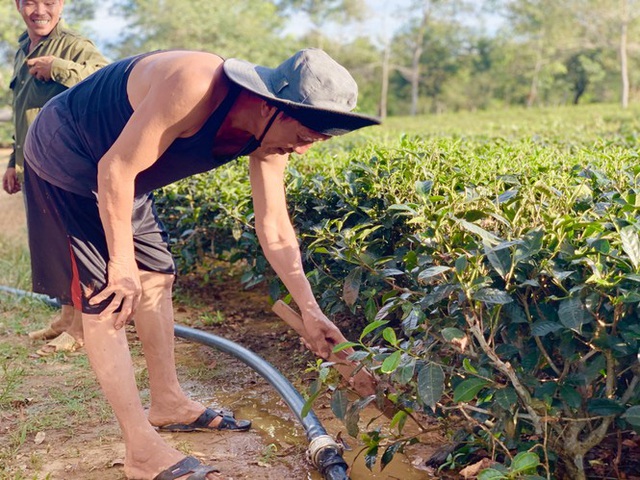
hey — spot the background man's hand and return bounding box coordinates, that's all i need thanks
[2,168,21,194]
[26,56,56,82]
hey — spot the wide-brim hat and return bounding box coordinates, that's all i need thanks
[223,48,381,136]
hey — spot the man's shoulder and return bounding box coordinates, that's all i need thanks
[56,27,94,44]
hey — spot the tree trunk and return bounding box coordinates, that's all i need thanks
[527,37,544,108]
[379,43,390,119]
[409,2,431,116]
[620,0,630,109]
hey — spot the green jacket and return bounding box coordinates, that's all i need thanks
[9,22,108,172]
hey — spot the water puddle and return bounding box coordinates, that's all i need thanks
[216,388,434,480]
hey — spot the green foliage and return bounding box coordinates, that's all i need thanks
[110,0,290,62]
[157,104,640,478]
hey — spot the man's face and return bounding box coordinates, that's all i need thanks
[260,113,330,156]
[16,0,64,41]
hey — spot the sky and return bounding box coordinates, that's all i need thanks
[86,0,504,52]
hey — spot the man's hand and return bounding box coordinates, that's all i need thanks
[2,168,21,194]
[26,56,56,82]
[301,309,346,359]
[89,258,141,329]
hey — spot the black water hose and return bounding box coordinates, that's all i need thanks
[0,285,60,308]
[174,325,350,480]
[0,285,350,480]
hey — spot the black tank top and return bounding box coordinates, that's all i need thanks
[24,52,242,197]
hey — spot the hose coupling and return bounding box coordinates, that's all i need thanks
[307,434,344,468]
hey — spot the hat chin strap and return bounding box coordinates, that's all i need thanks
[256,108,281,145]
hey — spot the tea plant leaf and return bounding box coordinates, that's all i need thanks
[417,363,445,411]
[560,385,582,409]
[558,297,592,330]
[418,266,450,282]
[478,468,508,480]
[620,225,640,270]
[511,451,540,474]
[383,327,398,346]
[622,405,640,428]
[381,351,402,374]
[442,327,465,342]
[494,387,518,410]
[453,378,489,403]
[531,320,564,336]
[415,180,433,197]
[459,219,502,245]
[513,228,543,264]
[333,341,359,353]
[343,267,363,306]
[474,288,513,305]
[360,320,388,340]
[485,242,512,279]
[381,442,403,471]
[587,398,625,416]
[331,389,349,420]
[397,360,416,385]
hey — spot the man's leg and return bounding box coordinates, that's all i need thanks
[82,309,219,479]
[134,270,224,428]
[28,303,75,340]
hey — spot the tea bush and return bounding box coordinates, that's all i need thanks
[156,104,640,479]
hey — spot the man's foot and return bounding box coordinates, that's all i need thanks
[36,332,83,356]
[152,456,219,480]
[155,408,251,432]
[28,325,64,341]
[28,305,76,340]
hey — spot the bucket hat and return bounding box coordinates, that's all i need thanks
[223,48,380,136]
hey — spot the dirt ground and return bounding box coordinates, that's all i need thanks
[0,147,440,480]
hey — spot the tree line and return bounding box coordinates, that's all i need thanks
[1,0,638,118]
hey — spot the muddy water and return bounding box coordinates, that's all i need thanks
[220,388,434,480]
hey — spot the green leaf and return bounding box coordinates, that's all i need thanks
[622,405,640,428]
[343,266,363,306]
[417,363,445,411]
[473,288,513,305]
[586,398,625,416]
[381,350,402,374]
[485,242,512,278]
[453,378,490,403]
[333,341,359,353]
[621,225,640,270]
[478,468,508,480]
[381,442,403,471]
[531,320,564,336]
[511,452,540,474]
[442,327,466,342]
[331,389,349,420]
[494,387,518,410]
[558,297,591,330]
[560,385,582,409]
[514,228,543,264]
[418,265,450,282]
[302,387,323,418]
[396,360,416,385]
[360,320,389,341]
[463,358,478,374]
[459,219,502,245]
[382,327,398,346]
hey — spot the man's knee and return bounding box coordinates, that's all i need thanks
[139,271,174,305]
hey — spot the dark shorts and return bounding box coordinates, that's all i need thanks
[24,163,176,314]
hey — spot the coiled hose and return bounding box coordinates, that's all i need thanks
[0,286,350,480]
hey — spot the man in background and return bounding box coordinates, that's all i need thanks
[3,0,108,355]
